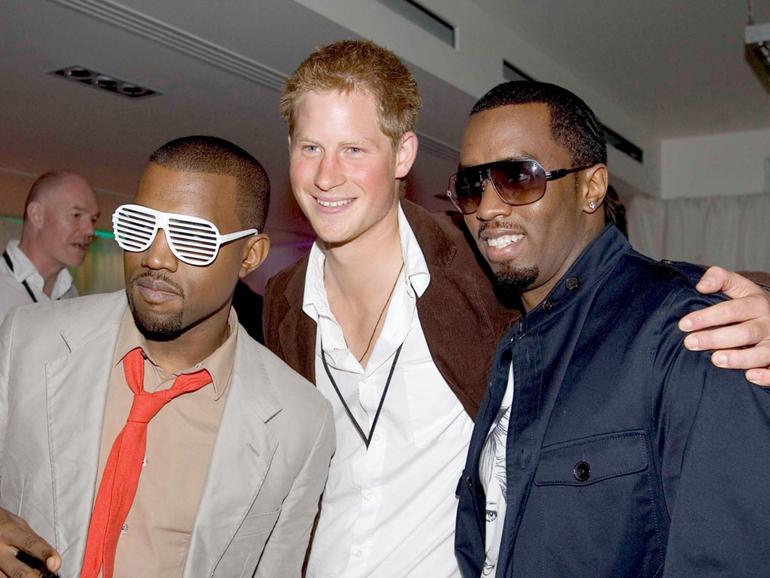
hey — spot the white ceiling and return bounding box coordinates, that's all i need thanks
[1,0,769,245]
[472,0,770,139]
[0,0,476,245]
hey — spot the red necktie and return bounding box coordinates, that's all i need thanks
[80,347,212,578]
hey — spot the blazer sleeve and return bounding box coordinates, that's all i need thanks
[255,402,335,577]
[0,308,13,473]
[653,287,770,575]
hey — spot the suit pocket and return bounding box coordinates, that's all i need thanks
[215,510,282,577]
[519,431,665,577]
[534,430,648,487]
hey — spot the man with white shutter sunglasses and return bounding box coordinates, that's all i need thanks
[0,135,334,578]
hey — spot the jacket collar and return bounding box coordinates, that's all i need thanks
[522,224,629,329]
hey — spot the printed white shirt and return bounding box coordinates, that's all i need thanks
[479,366,514,577]
[0,239,78,323]
[303,204,473,577]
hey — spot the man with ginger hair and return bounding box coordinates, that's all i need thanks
[264,40,770,576]
[265,41,509,576]
[0,170,99,322]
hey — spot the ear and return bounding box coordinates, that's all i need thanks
[394,131,418,179]
[239,234,270,278]
[581,164,608,214]
[27,201,45,229]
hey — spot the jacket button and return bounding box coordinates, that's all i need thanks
[566,277,580,291]
[573,461,591,482]
[543,299,554,311]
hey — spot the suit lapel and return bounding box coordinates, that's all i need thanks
[45,293,126,565]
[184,328,282,577]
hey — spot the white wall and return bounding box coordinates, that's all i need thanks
[661,127,770,199]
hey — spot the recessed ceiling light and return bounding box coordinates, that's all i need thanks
[49,66,159,99]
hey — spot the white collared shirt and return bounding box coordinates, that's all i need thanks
[0,240,78,323]
[303,204,472,577]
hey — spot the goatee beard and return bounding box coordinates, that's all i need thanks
[494,265,539,295]
[126,291,185,342]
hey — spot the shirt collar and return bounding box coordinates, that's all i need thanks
[5,239,74,299]
[301,201,432,362]
[112,306,239,401]
[397,203,431,298]
[301,202,431,321]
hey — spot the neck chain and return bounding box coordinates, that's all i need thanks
[356,260,404,363]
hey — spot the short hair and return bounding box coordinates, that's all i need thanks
[280,40,421,148]
[149,136,269,231]
[471,81,607,168]
[24,170,85,217]
[471,81,616,224]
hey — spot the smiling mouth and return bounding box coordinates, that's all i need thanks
[315,197,353,208]
[485,233,525,249]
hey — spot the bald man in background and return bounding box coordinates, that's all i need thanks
[0,170,100,322]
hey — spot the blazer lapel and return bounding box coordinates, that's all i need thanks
[184,329,282,577]
[45,293,126,565]
[403,200,518,419]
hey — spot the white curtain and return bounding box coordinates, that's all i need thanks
[627,192,770,272]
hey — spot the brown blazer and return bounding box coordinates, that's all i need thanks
[263,200,518,420]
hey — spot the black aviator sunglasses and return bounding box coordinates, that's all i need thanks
[446,159,594,215]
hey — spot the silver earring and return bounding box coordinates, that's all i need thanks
[588,201,596,210]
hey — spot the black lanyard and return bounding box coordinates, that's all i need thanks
[321,343,403,449]
[2,251,37,303]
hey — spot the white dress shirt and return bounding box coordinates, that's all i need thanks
[304,204,473,577]
[0,239,78,323]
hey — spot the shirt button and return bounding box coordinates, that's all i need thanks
[543,299,554,311]
[372,433,381,443]
[353,548,363,558]
[365,492,376,501]
[566,276,580,291]
[573,461,591,482]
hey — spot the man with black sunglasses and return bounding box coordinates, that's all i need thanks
[0,136,334,577]
[454,81,770,576]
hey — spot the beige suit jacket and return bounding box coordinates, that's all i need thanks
[0,291,334,577]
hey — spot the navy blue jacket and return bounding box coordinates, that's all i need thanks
[455,225,770,577]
